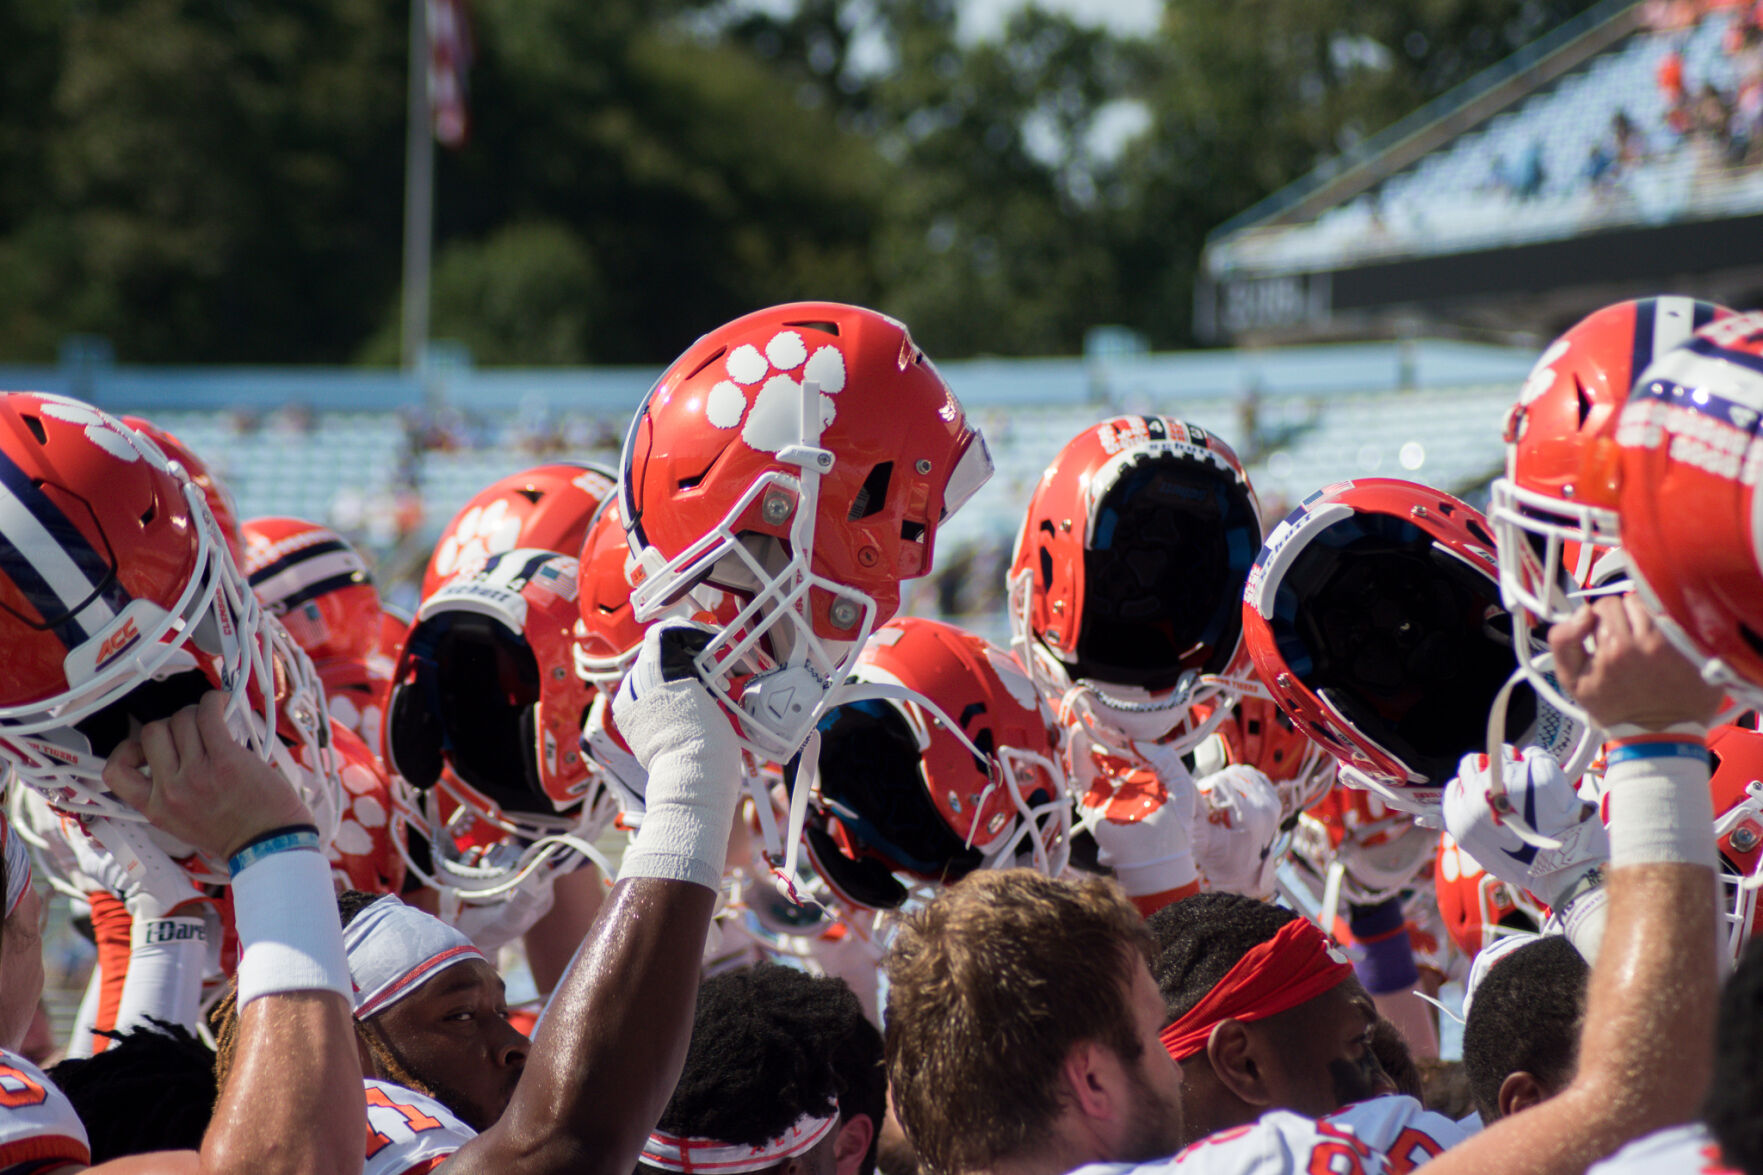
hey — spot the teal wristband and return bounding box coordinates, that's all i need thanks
[229,826,322,877]
[1604,740,1708,767]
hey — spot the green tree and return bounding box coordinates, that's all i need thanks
[0,0,407,362]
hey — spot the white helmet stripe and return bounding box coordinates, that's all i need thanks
[0,475,118,640]
[1648,295,1701,366]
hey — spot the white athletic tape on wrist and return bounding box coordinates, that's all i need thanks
[232,847,352,1010]
[119,914,208,1037]
[616,689,741,890]
[1605,753,1717,870]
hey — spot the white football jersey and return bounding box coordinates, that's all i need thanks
[1324,1095,1467,1172]
[0,1048,90,1171]
[1586,1123,1737,1174]
[363,1079,477,1175]
[1070,1109,1392,1175]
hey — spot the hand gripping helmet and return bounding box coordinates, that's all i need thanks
[1434,831,1547,957]
[1616,312,1763,703]
[573,500,754,825]
[1192,693,1335,826]
[385,548,611,902]
[1008,415,1262,754]
[788,617,1069,910]
[1709,723,1763,961]
[1488,298,1732,721]
[617,302,992,760]
[1242,479,1580,815]
[120,415,247,571]
[241,516,382,693]
[0,394,339,858]
[423,462,616,599]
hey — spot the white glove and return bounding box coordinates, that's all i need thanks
[65,816,207,921]
[1072,727,1199,903]
[1191,765,1283,899]
[1445,746,1609,960]
[1445,747,1608,908]
[611,621,742,889]
[64,816,211,1037]
[444,872,557,955]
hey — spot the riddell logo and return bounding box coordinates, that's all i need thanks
[94,618,142,668]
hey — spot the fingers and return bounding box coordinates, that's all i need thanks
[1548,603,1594,688]
[1620,592,1657,645]
[168,704,208,779]
[1550,593,1723,729]
[102,739,154,811]
[138,718,181,780]
[195,690,246,762]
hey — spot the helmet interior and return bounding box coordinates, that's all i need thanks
[1272,512,1535,784]
[1076,454,1259,690]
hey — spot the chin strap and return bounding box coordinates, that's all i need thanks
[1484,663,1597,851]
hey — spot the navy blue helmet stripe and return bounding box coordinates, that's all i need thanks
[247,538,372,593]
[1630,297,1658,389]
[0,449,132,644]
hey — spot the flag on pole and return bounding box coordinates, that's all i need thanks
[427,0,472,148]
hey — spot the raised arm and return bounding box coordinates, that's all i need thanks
[442,622,742,1175]
[101,691,362,1175]
[1425,595,1722,1175]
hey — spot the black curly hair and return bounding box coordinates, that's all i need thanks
[1460,935,1587,1123]
[1708,936,1763,1173]
[636,964,884,1175]
[49,1019,217,1162]
[1147,891,1298,1021]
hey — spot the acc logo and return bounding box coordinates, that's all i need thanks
[94,618,142,669]
[701,331,848,454]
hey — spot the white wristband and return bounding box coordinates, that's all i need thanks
[1604,753,1717,870]
[231,847,352,1010]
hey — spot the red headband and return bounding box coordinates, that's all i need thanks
[1158,917,1354,1062]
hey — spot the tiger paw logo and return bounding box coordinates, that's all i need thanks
[36,397,167,468]
[703,331,848,453]
[433,500,523,581]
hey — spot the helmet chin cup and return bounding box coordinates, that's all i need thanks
[741,663,834,755]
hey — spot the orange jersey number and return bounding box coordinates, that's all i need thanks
[364,1086,446,1159]
[0,1065,48,1109]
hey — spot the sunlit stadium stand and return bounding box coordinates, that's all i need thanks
[1199,0,1763,344]
[1,335,1534,625]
